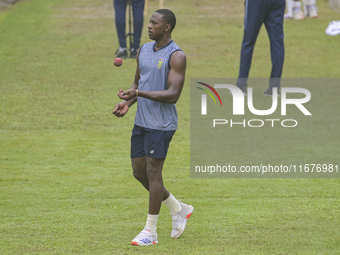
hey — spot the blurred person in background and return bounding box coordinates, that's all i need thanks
[285,0,318,20]
[114,0,145,58]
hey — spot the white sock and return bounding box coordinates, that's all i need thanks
[163,193,182,214]
[145,214,159,232]
[293,6,302,13]
[293,1,302,13]
[307,4,316,11]
[286,0,295,17]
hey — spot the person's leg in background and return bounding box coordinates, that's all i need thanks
[237,0,267,94]
[264,0,285,94]
[302,0,318,18]
[130,0,145,58]
[114,0,128,58]
[285,0,304,20]
[285,0,294,18]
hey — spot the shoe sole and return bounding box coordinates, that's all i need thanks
[131,240,158,246]
[171,206,194,239]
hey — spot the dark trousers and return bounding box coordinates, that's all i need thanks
[238,0,285,88]
[114,0,145,50]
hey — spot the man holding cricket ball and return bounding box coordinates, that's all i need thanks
[113,9,193,246]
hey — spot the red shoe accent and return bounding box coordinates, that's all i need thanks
[131,242,139,246]
[185,213,192,219]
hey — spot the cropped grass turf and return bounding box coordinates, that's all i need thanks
[1,0,339,254]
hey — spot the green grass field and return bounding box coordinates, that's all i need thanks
[1,0,339,254]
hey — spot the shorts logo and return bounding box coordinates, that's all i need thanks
[150,150,154,154]
[157,59,164,69]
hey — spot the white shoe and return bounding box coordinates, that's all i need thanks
[293,11,304,20]
[131,228,158,246]
[170,202,194,239]
[308,9,318,18]
[284,13,293,19]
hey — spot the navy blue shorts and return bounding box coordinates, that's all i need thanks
[131,125,176,159]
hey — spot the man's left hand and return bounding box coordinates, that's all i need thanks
[118,89,137,100]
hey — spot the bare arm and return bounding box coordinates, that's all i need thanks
[118,50,187,104]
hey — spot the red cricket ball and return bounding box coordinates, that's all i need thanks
[114,58,123,67]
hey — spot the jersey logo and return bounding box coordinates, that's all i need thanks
[157,58,164,69]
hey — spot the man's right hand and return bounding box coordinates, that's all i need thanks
[113,102,129,118]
